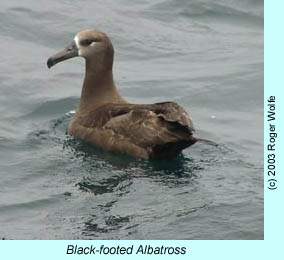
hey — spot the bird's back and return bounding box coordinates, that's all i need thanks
[68,102,197,159]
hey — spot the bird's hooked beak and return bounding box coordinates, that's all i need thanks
[47,40,78,68]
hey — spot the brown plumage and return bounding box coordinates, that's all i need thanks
[47,29,198,159]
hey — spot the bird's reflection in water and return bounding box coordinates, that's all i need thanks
[64,137,201,193]
[63,137,204,238]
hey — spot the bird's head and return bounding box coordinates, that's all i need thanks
[47,29,114,70]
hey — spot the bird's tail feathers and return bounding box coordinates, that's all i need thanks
[195,137,217,146]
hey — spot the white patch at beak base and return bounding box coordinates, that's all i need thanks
[74,35,81,56]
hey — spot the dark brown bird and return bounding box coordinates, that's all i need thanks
[47,29,201,159]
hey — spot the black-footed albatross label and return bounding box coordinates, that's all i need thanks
[66,244,187,256]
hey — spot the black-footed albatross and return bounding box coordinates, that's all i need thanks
[47,29,205,159]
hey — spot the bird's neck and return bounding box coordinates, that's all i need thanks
[78,60,127,113]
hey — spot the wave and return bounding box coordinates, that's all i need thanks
[145,0,263,28]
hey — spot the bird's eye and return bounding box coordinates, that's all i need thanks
[80,39,94,46]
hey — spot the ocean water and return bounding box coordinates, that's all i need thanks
[0,0,263,239]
